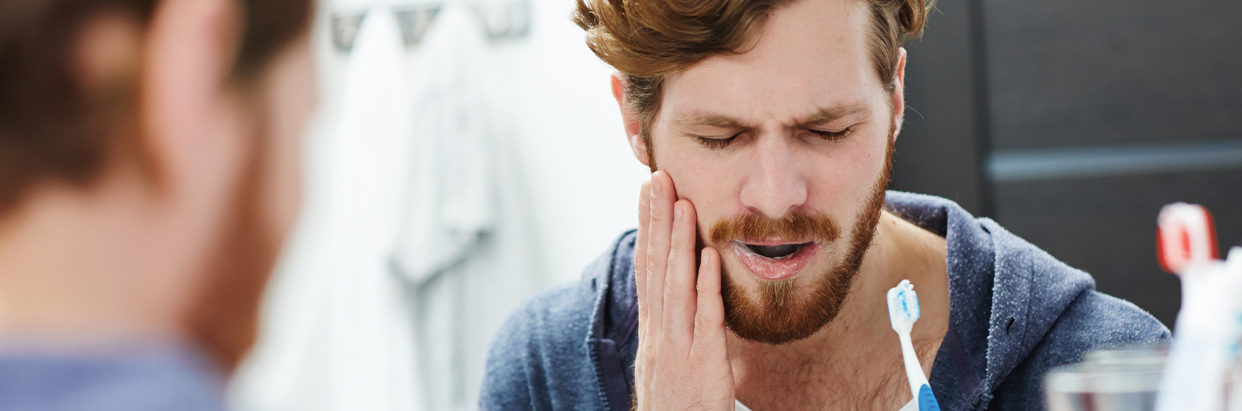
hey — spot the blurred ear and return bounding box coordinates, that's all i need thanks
[140,0,245,191]
[611,73,649,167]
[891,47,907,140]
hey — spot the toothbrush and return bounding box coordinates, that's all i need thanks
[1154,203,1242,411]
[887,280,940,411]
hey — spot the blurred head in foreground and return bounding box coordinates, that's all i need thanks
[0,0,313,371]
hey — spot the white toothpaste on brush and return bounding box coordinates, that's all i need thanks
[887,279,940,411]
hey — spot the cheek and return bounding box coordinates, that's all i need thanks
[649,127,740,239]
[261,38,316,239]
[805,130,889,215]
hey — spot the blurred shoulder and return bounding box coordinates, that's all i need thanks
[0,348,224,411]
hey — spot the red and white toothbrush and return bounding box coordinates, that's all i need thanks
[1155,203,1242,411]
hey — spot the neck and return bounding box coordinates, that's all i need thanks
[0,177,202,347]
[728,210,949,409]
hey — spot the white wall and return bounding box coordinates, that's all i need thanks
[233,3,649,409]
[316,0,651,285]
[485,0,651,284]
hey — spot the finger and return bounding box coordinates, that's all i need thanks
[692,246,736,408]
[663,200,699,351]
[693,247,727,346]
[635,180,651,346]
[645,170,676,335]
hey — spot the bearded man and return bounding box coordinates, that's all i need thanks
[0,0,313,409]
[480,0,1169,409]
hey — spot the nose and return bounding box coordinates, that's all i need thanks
[738,134,808,219]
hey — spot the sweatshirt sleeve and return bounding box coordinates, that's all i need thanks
[478,303,538,411]
[477,282,606,411]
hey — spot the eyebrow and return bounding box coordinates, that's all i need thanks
[670,102,872,131]
[672,113,750,130]
[798,102,871,128]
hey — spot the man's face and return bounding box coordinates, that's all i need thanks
[645,0,901,344]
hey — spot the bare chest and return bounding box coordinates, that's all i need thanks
[732,352,915,411]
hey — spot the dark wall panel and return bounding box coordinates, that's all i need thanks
[892,0,987,215]
[891,0,1239,330]
[984,0,1242,150]
[993,169,1242,327]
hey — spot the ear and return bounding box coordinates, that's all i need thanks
[611,73,649,167]
[140,0,246,191]
[891,47,908,141]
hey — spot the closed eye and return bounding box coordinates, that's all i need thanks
[809,127,852,141]
[694,134,739,149]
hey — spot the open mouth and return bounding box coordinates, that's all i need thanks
[743,242,813,260]
[731,240,820,281]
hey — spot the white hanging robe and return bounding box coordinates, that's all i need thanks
[232,8,420,411]
[393,6,545,411]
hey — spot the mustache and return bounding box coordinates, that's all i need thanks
[708,211,841,244]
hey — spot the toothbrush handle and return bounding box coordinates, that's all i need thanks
[918,384,941,411]
[898,333,928,394]
[899,334,940,410]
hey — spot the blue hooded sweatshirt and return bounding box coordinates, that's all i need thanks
[479,192,1171,410]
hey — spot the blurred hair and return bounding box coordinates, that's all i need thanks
[571,0,932,168]
[0,0,312,212]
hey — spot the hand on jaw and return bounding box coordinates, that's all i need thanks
[634,170,735,411]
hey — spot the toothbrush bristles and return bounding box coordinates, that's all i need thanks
[887,280,921,330]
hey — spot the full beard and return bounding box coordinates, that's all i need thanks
[719,134,895,345]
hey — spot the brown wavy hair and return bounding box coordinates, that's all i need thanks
[572,0,933,167]
[0,0,312,213]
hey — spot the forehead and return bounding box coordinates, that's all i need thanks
[660,0,878,125]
